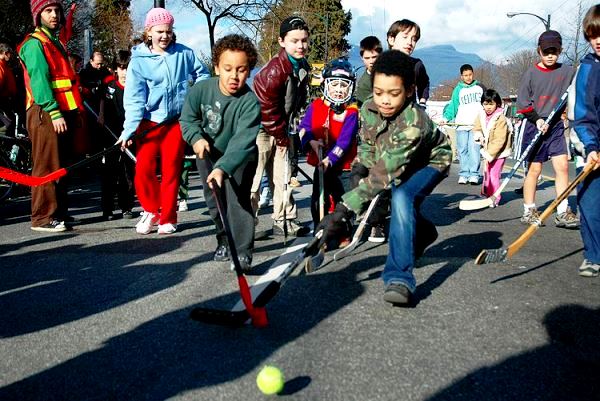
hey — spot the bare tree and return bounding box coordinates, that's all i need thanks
[497,49,538,97]
[181,0,274,50]
[563,0,590,66]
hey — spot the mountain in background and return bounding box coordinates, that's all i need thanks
[347,44,485,88]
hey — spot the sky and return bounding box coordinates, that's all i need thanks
[131,0,592,63]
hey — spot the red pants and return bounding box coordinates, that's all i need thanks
[134,119,184,225]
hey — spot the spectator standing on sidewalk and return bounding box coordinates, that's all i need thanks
[443,64,485,185]
[0,43,17,133]
[98,50,135,221]
[19,0,85,232]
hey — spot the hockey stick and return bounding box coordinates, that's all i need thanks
[305,146,326,273]
[203,158,268,327]
[296,165,314,184]
[0,116,178,187]
[475,160,595,265]
[190,231,324,326]
[459,91,568,210]
[333,192,381,261]
[282,147,289,244]
[83,101,137,163]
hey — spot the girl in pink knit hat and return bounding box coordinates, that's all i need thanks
[117,8,210,235]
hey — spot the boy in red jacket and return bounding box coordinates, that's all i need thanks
[251,16,311,237]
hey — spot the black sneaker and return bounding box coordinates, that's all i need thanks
[368,225,386,243]
[383,283,412,306]
[31,219,67,233]
[231,255,253,273]
[103,212,116,221]
[213,244,230,262]
[122,210,135,219]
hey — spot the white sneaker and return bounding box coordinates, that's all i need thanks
[178,199,188,212]
[158,223,177,234]
[136,212,160,234]
[468,176,480,185]
[458,176,468,184]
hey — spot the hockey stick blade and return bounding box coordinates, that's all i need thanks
[475,248,508,265]
[305,247,325,273]
[333,237,360,261]
[459,196,495,211]
[475,161,595,266]
[333,193,382,261]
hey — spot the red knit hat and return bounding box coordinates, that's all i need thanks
[30,0,63,26]
[144,8,175,29]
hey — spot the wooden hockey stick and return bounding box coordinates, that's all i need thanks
[459,91,569,211]
[475,160,595,265]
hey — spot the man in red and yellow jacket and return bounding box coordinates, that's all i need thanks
[19,0,83,232]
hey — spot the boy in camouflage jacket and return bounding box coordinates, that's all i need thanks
[318,50,452,306]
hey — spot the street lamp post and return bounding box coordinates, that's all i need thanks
[506,12,551,31]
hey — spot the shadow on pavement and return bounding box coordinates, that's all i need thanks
[0,232,213,338]
[0,255,382,400]
[426,305,600,401]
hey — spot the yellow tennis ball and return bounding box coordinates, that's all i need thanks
[256,365,285,395]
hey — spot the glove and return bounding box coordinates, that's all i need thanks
[349,163,369,189]
[316,203,354,249]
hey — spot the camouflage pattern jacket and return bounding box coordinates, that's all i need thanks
[342,100,452,213]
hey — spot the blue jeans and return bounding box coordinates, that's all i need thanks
[382,166,445,292]
[456,129,480,179]
[577,168,600,263]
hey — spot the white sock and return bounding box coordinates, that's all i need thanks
[556,200,568,214]
[524,203,536,213]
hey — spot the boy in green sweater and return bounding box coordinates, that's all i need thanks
[180,34,261,272]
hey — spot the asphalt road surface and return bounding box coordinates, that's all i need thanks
[1,161,598,401]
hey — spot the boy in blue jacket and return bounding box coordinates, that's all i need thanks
[573,5,600,277]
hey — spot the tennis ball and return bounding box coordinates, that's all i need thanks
[256,365,285,395]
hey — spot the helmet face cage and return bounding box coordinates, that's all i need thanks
[323,76,354,106]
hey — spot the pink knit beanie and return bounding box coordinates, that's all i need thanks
[30,0,63,26]
[144,8,175,29]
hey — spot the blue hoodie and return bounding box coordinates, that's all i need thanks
[120,42,210,141]
[573,52,600,155]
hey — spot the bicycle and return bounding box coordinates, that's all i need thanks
[0,115,32,201]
